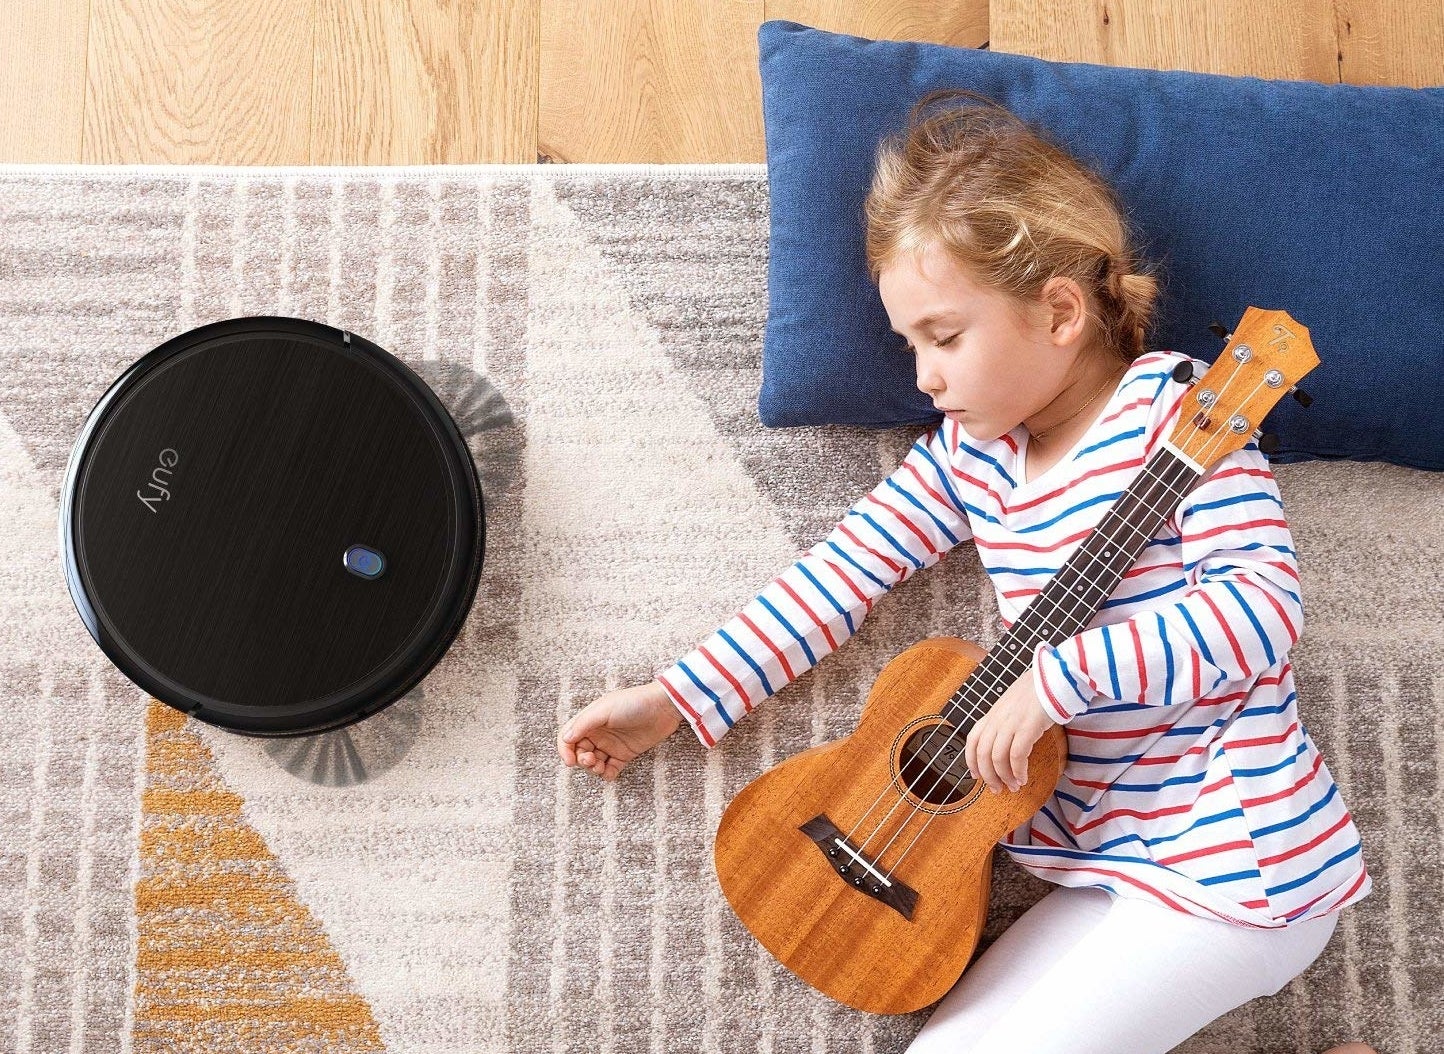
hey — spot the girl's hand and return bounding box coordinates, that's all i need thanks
[964,664,1057,793]
[557,680,683,782]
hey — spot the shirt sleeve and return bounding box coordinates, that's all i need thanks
[1031,439,1303,724]
[655,420,976,748]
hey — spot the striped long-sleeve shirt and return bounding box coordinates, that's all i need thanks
[654,350,1371,930]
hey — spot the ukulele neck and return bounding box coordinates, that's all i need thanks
[940,442,1206,726]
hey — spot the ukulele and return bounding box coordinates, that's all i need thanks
[713,307,1320,1014]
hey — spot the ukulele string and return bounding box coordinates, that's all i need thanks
[876,408,1257,875]
[872,386,1266,880]
[873,452,1195,876]
[841,447,1190,860]
[848,448,1191,870]
[838,437,1190,858]
[837,377,1256,872]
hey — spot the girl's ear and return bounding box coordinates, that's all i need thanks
[1039,275,1089,345]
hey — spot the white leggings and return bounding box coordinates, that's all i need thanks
[905,884,1338,1054]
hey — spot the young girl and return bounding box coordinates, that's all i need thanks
[556,90,1376,1054]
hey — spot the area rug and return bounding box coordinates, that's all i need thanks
[0,163,1437,1054]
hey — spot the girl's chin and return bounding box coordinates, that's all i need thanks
[954,416,1004,444]
[939,409,1003,443]
[946,410,995,438]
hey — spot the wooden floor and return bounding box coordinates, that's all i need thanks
[1,1,1440,166]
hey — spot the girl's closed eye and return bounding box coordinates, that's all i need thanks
[904,333,960,353]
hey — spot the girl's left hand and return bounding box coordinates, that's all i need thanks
[964,664,1057,794]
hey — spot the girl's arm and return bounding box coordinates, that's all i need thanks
[656,421,975,748]
[1031,440,1303,722]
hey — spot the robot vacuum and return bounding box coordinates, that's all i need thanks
[59,316,486,738]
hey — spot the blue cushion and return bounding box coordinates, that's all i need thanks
[757,19,1444,470]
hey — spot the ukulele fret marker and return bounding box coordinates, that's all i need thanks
[939,446,1203,732]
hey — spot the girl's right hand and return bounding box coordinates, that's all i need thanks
[557,680,683,782]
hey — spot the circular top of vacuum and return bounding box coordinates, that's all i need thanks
[59,316,485,737]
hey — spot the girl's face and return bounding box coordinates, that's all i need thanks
[878,240,1096,443]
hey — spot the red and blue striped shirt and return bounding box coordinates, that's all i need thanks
[655,350,1371,930]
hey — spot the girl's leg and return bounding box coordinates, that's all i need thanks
[905,884,1114,1053]
[906,883,1339,1054]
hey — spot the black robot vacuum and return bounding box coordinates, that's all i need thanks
[59,316,486,738]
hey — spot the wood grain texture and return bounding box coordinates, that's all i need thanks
[992,0,1444,86]
[537,0,764,164]
[0,0,89,162]
[312,0,537,165]
[1334,0,1444,87]
[1166,308,1321,474]
[84,0,315,164]
[714,634,1068,1014]
[0,2,1438,167]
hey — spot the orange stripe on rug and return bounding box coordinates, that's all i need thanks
[136,700,386,1052]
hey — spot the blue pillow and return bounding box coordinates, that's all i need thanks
[757,19,1444,470]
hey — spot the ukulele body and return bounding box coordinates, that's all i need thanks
[713,634,1067,1015]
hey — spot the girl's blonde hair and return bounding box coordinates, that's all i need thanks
[864,88,1163,366]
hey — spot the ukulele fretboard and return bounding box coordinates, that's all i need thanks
[939,443,1204,728]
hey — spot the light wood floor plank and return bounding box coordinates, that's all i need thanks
[0,0,90,163]
[83,0,315,164]
[0,2,1438,164]
[313,0,538,165]
[769,2,990,51]
[992,0,1342,82]
[537,0,765,164]
[1335,0,1444,87]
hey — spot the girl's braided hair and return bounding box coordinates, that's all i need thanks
[863,88,1164,366]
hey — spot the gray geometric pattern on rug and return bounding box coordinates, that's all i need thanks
[0,166,1436,1054]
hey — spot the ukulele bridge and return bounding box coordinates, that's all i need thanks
[799,814,919,921]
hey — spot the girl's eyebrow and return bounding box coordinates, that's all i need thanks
[890,310,960,336]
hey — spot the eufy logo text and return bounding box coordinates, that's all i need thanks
[138,448,179,513]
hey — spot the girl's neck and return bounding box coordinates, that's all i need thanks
[1026,352,1128,445]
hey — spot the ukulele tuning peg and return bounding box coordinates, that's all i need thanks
[1291,386,1313,408]
[1251,429,1281,455]
[1208,321,1232,343]
[1171,360,1196,384]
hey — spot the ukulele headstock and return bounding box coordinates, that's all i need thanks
[1167,307,1321,473]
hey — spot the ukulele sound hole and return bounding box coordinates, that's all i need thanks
[898,722,977,806]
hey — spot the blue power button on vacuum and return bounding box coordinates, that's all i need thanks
[344,545,387,579]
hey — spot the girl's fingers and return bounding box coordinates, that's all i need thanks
[969,727,995,791]
[993,735,1017,790]
[561,721,620,779]
[1011,743,1030,788]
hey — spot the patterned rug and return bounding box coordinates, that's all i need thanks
[0,163,1437,1054]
